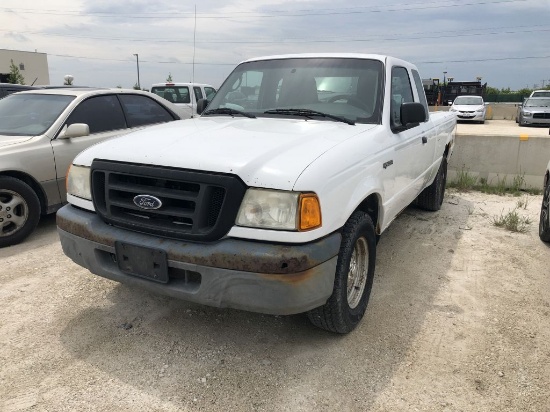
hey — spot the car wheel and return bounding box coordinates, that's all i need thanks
[0,177,41,248]
[307,211,376,334]
[539,179,550,242]
[414,157,447,211]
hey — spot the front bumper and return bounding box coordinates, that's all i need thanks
[455,112,485,121]
[57,205,341,315]
[520,115,550,126]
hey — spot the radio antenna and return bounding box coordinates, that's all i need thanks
[191,5,197,116]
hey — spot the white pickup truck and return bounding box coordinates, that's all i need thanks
[57,54,456,333]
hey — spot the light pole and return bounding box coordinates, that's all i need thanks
[443,71,447,105]
[133,53,140,90]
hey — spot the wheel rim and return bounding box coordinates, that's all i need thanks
[347,236,369,309]
[0,189,29,237]
[540,184,550,236]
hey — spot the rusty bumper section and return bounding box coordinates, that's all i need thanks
[57,205,341,315]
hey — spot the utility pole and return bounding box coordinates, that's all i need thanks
[133,53,141,90]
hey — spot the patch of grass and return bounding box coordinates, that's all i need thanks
[447,168,478,191]
[492,208,532,233]
[449,169,541,196]
[516,195,530,210]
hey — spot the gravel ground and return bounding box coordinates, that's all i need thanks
[1,190,549,412]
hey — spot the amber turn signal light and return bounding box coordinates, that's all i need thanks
[299,194,322,231]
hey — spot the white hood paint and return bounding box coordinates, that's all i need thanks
[0,135,33,149]
[452,104,484,112]
[75,117,375,190]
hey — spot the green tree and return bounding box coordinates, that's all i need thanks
[166,73,173,82]
[8,60,25,84]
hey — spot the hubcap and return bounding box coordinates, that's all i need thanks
[347,236,369,309]
[0,189,28,237]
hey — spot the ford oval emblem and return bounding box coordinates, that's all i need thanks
[133,195,163,210]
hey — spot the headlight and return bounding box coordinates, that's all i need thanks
[523,111,532,117]
[450,108,458,112]
[66,165,91,200]
[236,188,321,231]
[475,108,484,113]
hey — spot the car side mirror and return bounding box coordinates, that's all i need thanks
[196,98,210,115]
[400,102,427,129]
[58,123,90,139]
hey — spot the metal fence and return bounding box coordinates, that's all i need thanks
[484,93,528,103]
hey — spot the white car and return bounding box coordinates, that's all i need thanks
[449,95,486,123]
[530,90,550,98]
[151,82,216,117]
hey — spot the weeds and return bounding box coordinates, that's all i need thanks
[448,168,541,196]
[448,169,478,191]
[492,208,532,233]
[516,195,530,210]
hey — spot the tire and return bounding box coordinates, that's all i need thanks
[414,157,447,211]
[307,211,376,334]
[0,176,41,248]
[539,180,550,242]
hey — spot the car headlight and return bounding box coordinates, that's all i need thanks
[475,108,485,113]
[66,165,91,200]
[236,188,321,231]
[450,108,458,112]
[523,111,532,117]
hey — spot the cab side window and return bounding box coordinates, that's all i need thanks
[391,67,414,129]
[65,95,126,134]
[204,87,216,99]
[194,87,203,102]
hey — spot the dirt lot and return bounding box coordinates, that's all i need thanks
[1,190,549,412]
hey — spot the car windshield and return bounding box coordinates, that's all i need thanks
[454,96,483,105]
[531,91,550,98]
[203,58,384,124]
[525,98,550,107]
[0,94,75,136]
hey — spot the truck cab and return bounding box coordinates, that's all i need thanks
[150,82,216,118]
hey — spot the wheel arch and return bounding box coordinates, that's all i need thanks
[0,171,48,214]
[353,192,382,235]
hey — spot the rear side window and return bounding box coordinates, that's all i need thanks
[118,94,176,127]
[65,95,126,134]
[412,69,429,118]
[204,87,216,99]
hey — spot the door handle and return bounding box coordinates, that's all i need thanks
[421,136,428,144]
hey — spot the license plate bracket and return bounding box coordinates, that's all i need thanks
[115,242,169,283]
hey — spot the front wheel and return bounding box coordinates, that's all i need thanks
[539,179,550,242]
[307,211,376,334]
[0,177,41,248]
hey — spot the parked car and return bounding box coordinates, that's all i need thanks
[0,83,39,99]
[530,90,550,98]
[540,161,550,242]
[517,97,550,127]
[449,95,486,123]
[150,82,216,117]
[0,88,184,247]
[58,54,456,333]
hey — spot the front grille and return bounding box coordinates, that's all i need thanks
[533,113,550,119]
[91,160,247,242]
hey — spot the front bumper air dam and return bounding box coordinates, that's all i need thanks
[57,205,341,315]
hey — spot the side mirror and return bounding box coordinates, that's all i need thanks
[196,98,209,115]
[400,102,427,129]
[58,123,90,139]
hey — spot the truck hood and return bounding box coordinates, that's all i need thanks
[0,135,34,149]
[75,117,375,190]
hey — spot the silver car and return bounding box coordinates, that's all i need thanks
[0,88,184,247]
[518,97,550,127]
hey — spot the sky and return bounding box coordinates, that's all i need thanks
[1,0,549,90]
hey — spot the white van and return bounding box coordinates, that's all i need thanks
[150,82,216,118]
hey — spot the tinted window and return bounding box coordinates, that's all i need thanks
[391,67,414,129]
[66,95,126,134]
[151,86,190,104]
[118,94,176,127]
[194,87,203,101]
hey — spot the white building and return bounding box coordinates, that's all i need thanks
[0,49,49,85]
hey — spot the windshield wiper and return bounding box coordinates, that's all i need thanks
[202,107,256,118]
[264,108,355,125]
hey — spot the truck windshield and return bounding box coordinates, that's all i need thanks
[0,94,74,136]
[204,58,384,124]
